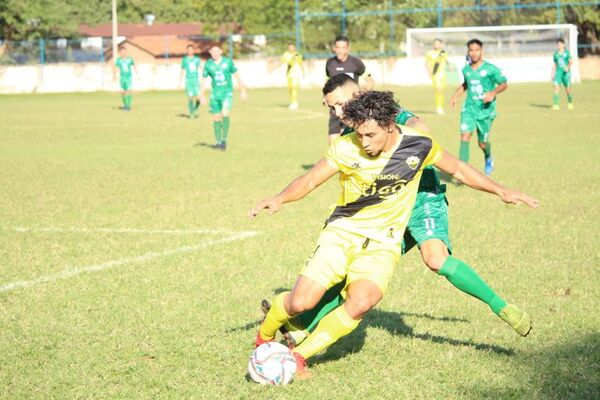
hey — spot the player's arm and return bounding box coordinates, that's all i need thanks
[566,55,573,72]
[405,117,429,133]
[199,76,210,105]
[361,74,374,90]
[233,71,247,100]
[450,82,467,109]
[434,151,538,207]
[483,82,508,103]
[249,158,338,218]
[551,62,556,80]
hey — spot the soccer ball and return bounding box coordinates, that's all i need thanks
[247,342,297,385]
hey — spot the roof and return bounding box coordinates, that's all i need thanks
[80,23,203,37]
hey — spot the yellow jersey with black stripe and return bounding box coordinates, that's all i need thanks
[325,126,443,245]
[426,49,448,76]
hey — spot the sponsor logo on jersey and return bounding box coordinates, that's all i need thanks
[480,69,488,77]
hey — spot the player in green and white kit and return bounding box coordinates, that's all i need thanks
[261,74,532,346]
[552,38,574,110]
[114,47,138,110]
[179,44,202,118]
[451,39,508,176]
[200,44,247,151]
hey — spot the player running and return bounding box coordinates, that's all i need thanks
[281,43,303,110]
[450,39,508,176]
[425,38,451,115]
[325,35,374,144]
[114,47,138,111]
[179,44,202,118]
[250,90,538,378]
[552,38,574,110]
[263,74,534,349]
[200,44,247,151]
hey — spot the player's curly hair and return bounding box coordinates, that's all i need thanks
[342,91,400,128]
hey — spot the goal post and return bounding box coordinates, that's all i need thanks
[406,24,579,84]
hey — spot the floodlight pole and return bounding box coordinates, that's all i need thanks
[294,0,301,50]
[112,0,118,64]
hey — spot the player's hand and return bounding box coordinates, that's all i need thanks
[499,190,539,208]
[450,96,457,109]
[483,92,495,103]
[248,197,283,219]
[199,95,207,106]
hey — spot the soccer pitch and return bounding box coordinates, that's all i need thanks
[1,82,599,399]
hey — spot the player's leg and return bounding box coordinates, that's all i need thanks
[476,118,494,175]
[552,82,561,110]
[459,111,475,164]
[209,97,224,147]
[288,75,300,109]
[292,238,399,361]
[220,93,233,149]
[433,74,445,114]
[564,74,574,109]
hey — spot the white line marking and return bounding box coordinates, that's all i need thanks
[5,226,255,236]
[0,231,258,293]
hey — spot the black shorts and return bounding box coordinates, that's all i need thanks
[328,109,347,135]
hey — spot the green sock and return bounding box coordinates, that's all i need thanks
[213,121,223,143]
[295,280,345,333]
[222,116,230,143]
[567,94,573,104]
[438,256,507,315]
[188,100,195,115]
[459,141,470,163]
[121,94,127,108]
[482,142,492,159]
[553,93,559,106]
[126,95,132,108]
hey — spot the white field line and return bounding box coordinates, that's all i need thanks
[0,230,258,293]
[6,226,253,236]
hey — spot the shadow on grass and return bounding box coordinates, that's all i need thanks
[193,142,219,150]
[313,308,513,367]
[529,103,552,109]
[471,333,600,399]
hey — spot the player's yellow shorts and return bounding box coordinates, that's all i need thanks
[300,226,401,295]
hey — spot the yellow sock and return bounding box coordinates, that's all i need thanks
[435,91,444,109]
[259,292,292,340]
[294,305,360,360]
[290,86,299,104]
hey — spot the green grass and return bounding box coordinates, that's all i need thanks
[1,82,599,399]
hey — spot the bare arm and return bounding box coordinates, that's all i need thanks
[450,82,467,109]
[234,71,247,100]
[199,77,209,105]
[361,75,374,90]
[405,117,430,134]
[434,151,538,207]
[551,63,556,79]
[566,58,573,72]
[483,82,508,103]
[249,158,338,218]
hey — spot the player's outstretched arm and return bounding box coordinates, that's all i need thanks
[450,83,466,109]
[483,82,508,103]
[199,78,209,105]
[434,151,539,208]
[361,75,374,91]
[234,72,247,100]
[248,158,338,218]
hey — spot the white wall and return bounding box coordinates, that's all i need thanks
[0,56,581,94]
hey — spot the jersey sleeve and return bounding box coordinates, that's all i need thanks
[396,109,417,125]
[356,58,367,76]
[325,140,344,171]
[423,137,444,167]
[202,66,210,78]
[325,59,332,77]
[492,65,507,84]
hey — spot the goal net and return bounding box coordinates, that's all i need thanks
[406,24,579,84]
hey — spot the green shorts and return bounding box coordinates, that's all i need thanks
[185,81,200,97]
[460,110,495,143]
[120,78,132,91]
[209,92,233,114]
[402,192,452,255]
[554,72,571,87]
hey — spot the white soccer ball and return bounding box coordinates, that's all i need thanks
[248,342,297,385]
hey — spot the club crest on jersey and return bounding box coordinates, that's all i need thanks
[406,156,420,170]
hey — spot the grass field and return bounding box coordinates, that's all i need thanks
[1,81,599,399]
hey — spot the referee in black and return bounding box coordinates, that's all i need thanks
[325,35,374,144]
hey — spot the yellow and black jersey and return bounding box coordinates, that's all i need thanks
[325,126,443,245]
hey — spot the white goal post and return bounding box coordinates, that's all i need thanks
[406,24,580,84]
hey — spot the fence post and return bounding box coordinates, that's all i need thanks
[388,0,395,55]
[556,0,561,24]
[437,0,443,28]
[294,0,301,50]
[341,0,347,35]
[39,39,45,64]
[228,34,234,59]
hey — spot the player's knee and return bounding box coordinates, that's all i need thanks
[345,291,380,319]
[287,294,317,314]
[478,141,487,149]
[424,254,448,272]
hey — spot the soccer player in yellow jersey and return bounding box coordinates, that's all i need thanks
[425,39,451,115]
[249,91,538,377]
[281,43,303,110]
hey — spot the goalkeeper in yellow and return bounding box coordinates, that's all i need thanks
[425,38,451,115]
[281,43,303,110]
[249,90,538,378]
